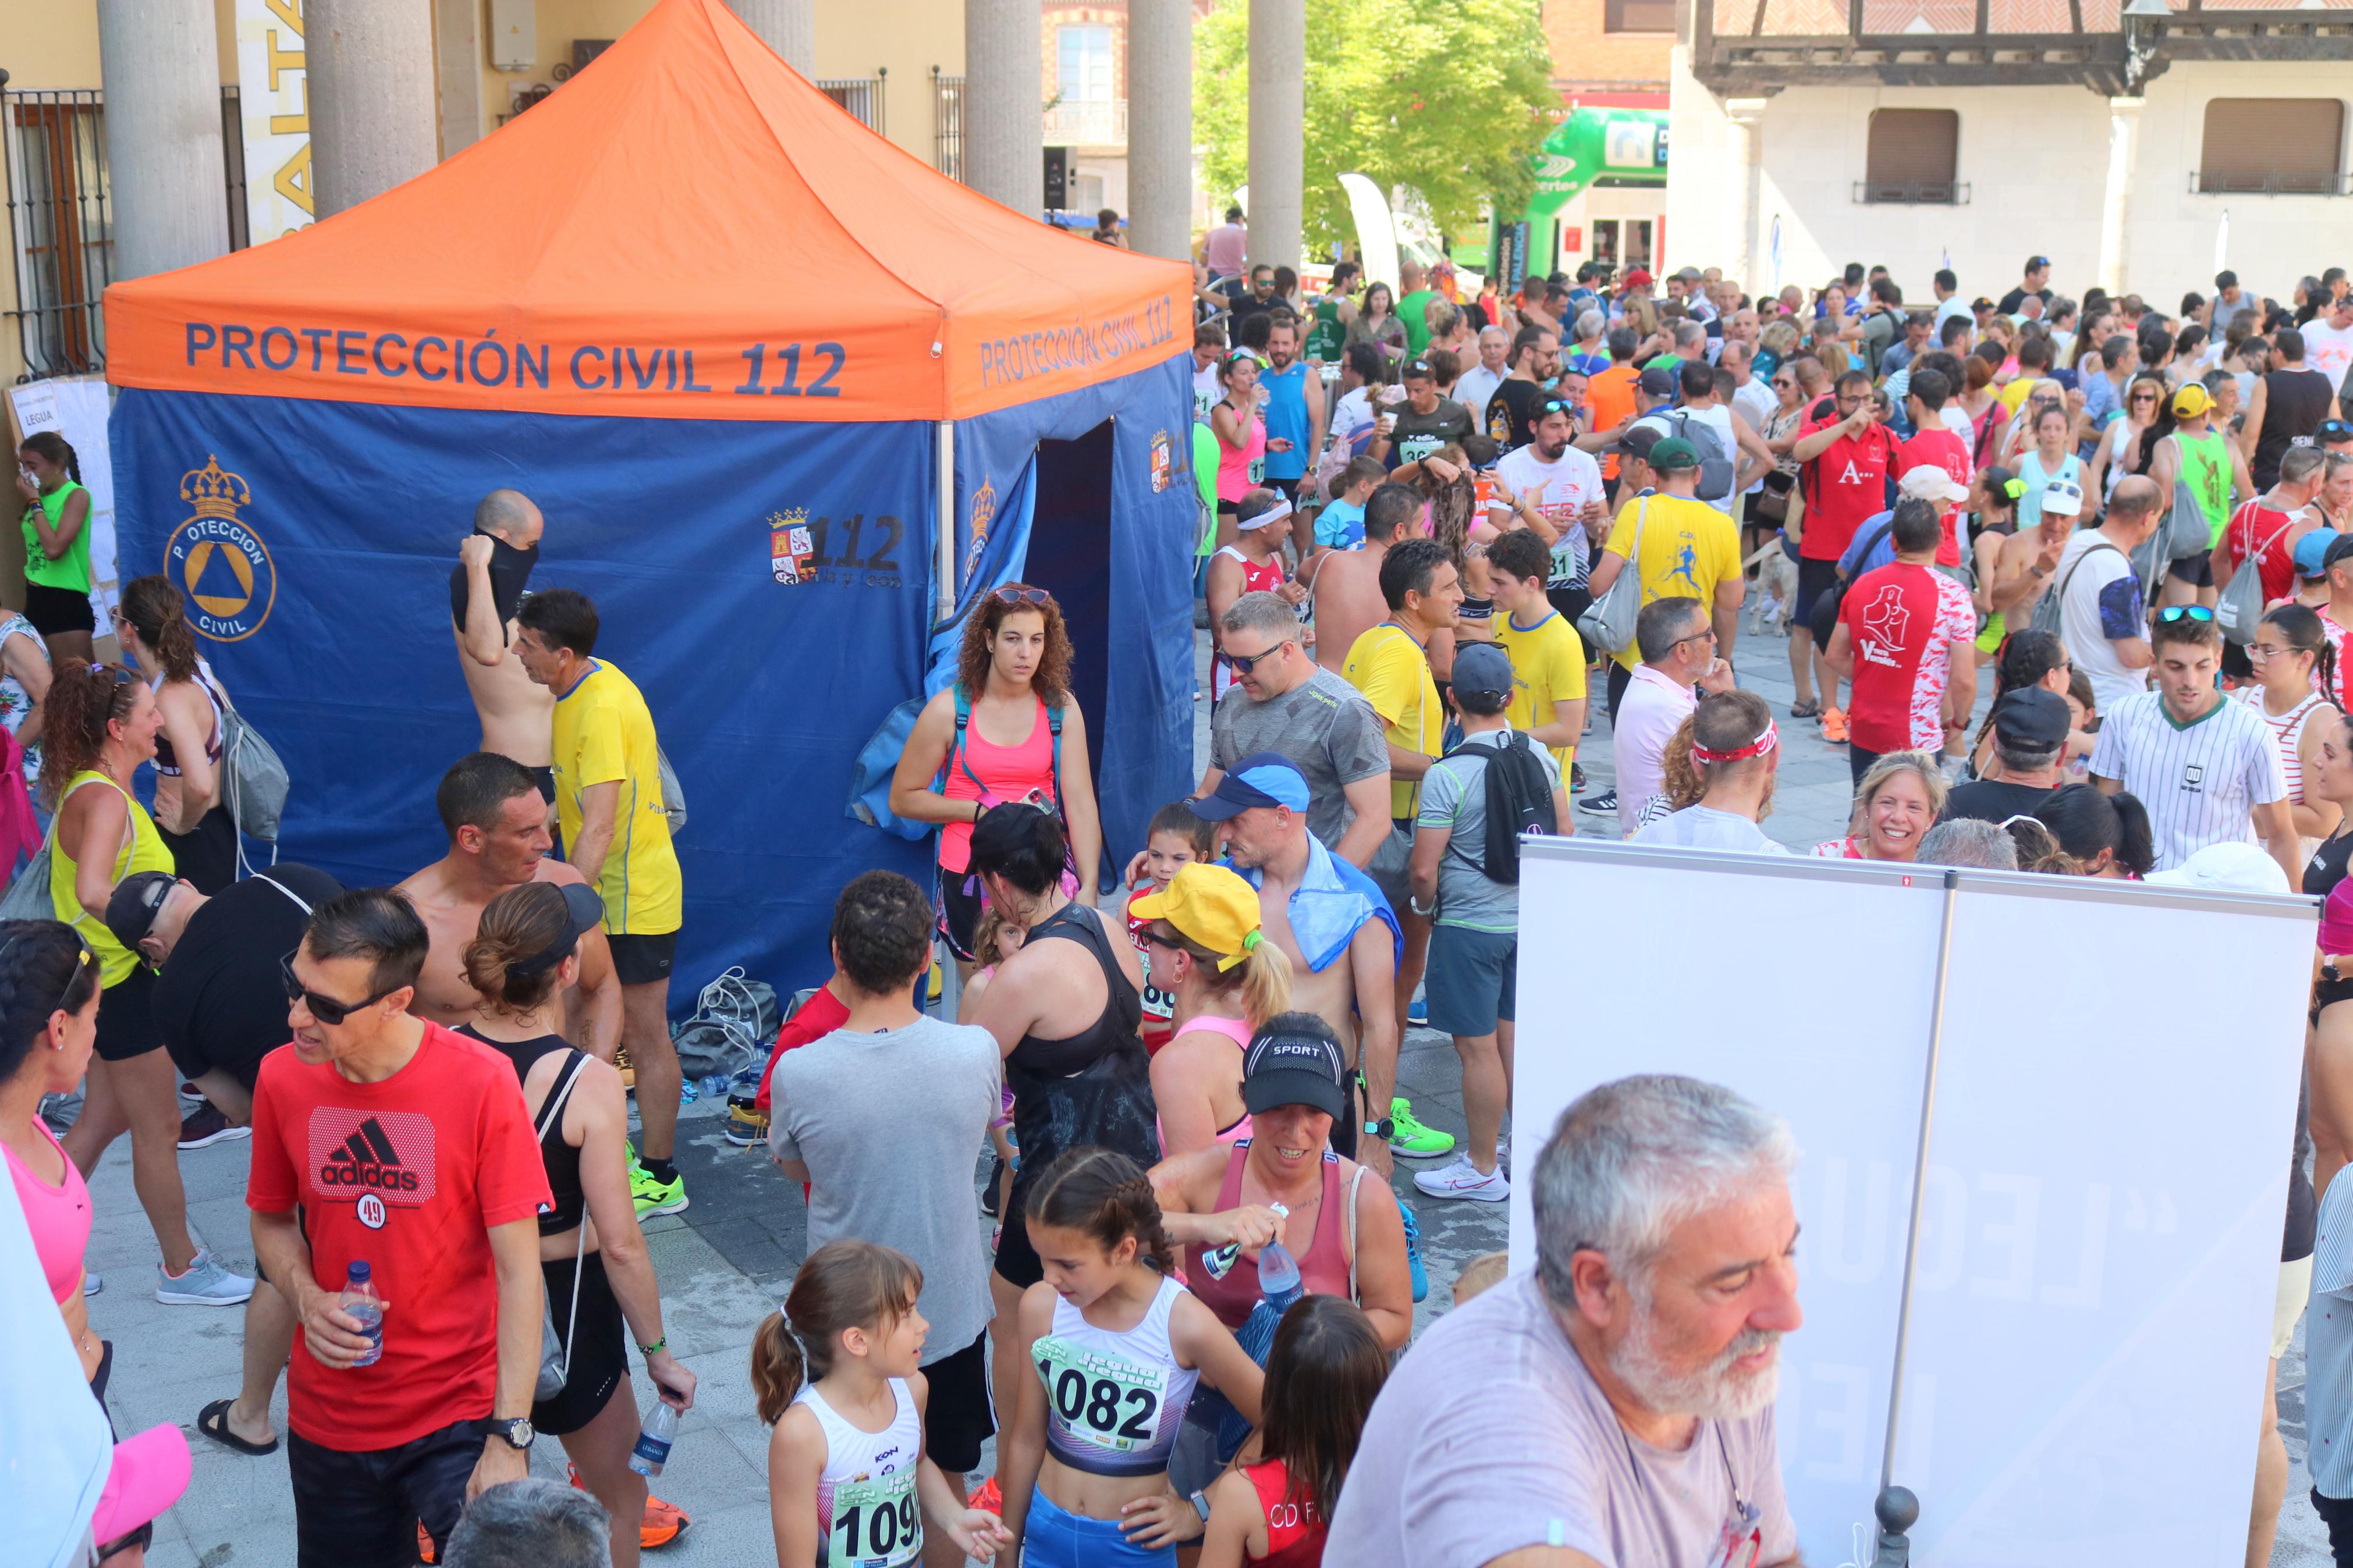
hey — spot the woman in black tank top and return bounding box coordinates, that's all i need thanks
[463,882,697,1563]
[965,805,1159,1408]
[2250,348,2338,489]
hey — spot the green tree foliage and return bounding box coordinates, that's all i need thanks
[1193,0,1554,256]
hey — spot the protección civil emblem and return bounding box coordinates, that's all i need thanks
[164,456,276,642]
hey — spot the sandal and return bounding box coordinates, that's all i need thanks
[1790,699,1823,720]
[198,1396,278,1456]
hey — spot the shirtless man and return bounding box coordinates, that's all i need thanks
[1310,483,1418,676]
[1199,752,1401,1179]
[396,751,622,1058]
[453,489,553,784]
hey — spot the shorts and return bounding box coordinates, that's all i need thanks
[1793,556,1842,631]
[996,1193,1045,1288]
[2315,973,2353,1025]
[535,1251,626,1437]
[1021,1486,1177,1568]
[938,861,986,962]
[921,1330,994,1474]
[158,805,237,896]
[529,765,556,806]
[23,580,94,638]
[2169,551,2214,588]
[605,930,677,987]
[2275,1254,2314,1360]
[1850,744,1884,788]
[93,964,160,1063]
[287,1417,482,1568]
[1330,1069,1361,1161]
[1424,925,1517,1036]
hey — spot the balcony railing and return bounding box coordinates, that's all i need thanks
[2188,169,2350,195]
[818,76,885,135]
[1853,179,1971,204]
[933,69,963,181]
[1043,97,1126,146]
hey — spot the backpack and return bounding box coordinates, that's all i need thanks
[1443,730,1558,886]
[219,693,290,877]
[944,684,1063,815]
[1661,410,1736,501]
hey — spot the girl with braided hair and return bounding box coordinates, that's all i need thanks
[113,575,239,893]
[44,658,250,1304]
[996,1147,1266,1567]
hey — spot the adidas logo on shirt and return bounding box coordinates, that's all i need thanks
[310,1112,433,1196]
[318,1117,421,1192]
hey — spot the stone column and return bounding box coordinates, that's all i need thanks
[306,0,438,218]
[726,0,815,76]
[1247,0,1304,270]
[963,0,1042,215]
[2098,97,2145,296]
[94,0,230,279]
[432,0,485,159]
[1127,0,1193,261]
[1724,98,1768,300]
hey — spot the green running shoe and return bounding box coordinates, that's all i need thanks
[630,1162,689,1217]
[1387,1097,1456,1158]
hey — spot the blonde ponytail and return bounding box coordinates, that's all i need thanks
[1237,938,1292,1026]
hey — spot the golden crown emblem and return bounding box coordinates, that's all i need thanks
[179,456,251,519]
[970,476,998,532]
[768,505,810,530]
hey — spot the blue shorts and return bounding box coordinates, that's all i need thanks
[1023,1487,1177,1568]
[1424,924,1517,1037]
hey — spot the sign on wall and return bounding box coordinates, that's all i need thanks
[236,0,313,243]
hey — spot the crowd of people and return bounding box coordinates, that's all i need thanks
[15,232,2353,1568]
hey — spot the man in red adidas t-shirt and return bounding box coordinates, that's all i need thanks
[249,887,551,1567]
[2214,445,2326,612]
[1824,498,1979,785]
[1790,368,1902,741]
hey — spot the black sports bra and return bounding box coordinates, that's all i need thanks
[460,1026,590,1235]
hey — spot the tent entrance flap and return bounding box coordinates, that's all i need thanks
[1027,419,1117,883]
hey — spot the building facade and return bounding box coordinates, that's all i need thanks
[1513,0,1676,283]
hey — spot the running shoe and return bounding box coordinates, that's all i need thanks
[979,1153,1004,1217]
[613,1040,637,1089]
[1578,787,1617,816]
[1388,1098,1456,1158]
[156,1249,256,1306]
[421,1523,439,1563]
[83,1271,101,1297]
[722,1092,769,1147]
[631,1164,689,1217]
[1412,1155,1511,1202]
[177,1103,250,1150]
[1407,994,1428,1025]
[927,956,944,1006]
[568,1464,691,1549]
[1570,762,1588,793]
[1822,706,1850,744]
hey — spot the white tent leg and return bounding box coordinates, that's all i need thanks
[936,419,956,621]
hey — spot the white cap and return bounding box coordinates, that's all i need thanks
[2145,841,2290,894]
[1897,465,1968,505]
[2040,477,2085,516]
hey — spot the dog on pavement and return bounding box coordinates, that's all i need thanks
[1745,537,1798,637]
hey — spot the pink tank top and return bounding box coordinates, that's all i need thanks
[1218,402,1267,503]
[939,693,1057,873]
[1155,1014,1254,1154]
[1184,1140,1354,1330]
[6,1119,91,1306]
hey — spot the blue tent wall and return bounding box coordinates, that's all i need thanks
[954,352,1195,880]
[110,388,935,998]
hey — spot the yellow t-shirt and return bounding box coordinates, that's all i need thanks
[1343,623,1441,818]
[551,659,682,936]
[1599,493,1742,671]
[1997,376,2039,418]
[1493,607,1589,770]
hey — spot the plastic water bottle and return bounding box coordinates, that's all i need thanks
[1257,1234,1304,1314]
[342,1260,384,1368]
[628,1398,679,1477]
[698,1073,730,1101]
[1201,1201,1288,1281]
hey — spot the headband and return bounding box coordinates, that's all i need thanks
[1692,719,1780,765]
[509,928,581,978]
[1240,497,1294,530]
[1215,927,1265,973]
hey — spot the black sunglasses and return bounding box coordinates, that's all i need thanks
[992,586,1052,607]
[281,950,403,1026]
[1225,642,1290,675]
[2156,605,2216,624]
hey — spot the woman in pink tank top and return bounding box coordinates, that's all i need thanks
[1131,863,1294,1155]
[888,584,1106,967]
[1212,355,1279,523]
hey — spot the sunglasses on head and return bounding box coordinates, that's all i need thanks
[992,586,1052,607]
[1536,398,1579,415]
[2156,605,2216,624]
[281,950,403,1026]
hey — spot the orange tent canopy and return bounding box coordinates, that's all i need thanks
[105,0,1190,424]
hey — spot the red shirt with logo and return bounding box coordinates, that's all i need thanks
[1896,427,1973,567]
[1839,561,1979,753]
[1799,415,1901,562]
[247,1021,551,1450]
[2221,500,2309,608]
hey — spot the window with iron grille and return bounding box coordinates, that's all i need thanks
[1861,109,1961,205]
[2198,99,2346,195]
[3,90,111,379]
[934,70,964,183]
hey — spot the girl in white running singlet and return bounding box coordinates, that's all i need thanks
[996,1149,1267,1568]
[755,1240,1011,1568]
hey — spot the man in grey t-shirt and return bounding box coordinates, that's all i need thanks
[1209,591,1392,864]
[1325,1075,1802,1567]
[768,870,1002,1495]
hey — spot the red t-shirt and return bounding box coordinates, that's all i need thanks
[754,984,853,1113]
[247,1021,551,1450]
[1839,561,1979,754]
[1800,417,1901,562]
[2221,501,2308,608]
[1896,428,1973,567]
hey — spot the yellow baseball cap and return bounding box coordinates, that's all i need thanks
[1127,862,1265,970]
[2172,382,2212,417]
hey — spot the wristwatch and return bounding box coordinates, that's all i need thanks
[1190,1489,1213,1524]
[475,1416,535,1450]
[1364,1114,1395,1140]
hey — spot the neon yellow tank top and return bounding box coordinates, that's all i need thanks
[51,770,175,986]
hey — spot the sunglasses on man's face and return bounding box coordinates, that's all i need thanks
[1225,642,1290,675]
[281,950,402,1027]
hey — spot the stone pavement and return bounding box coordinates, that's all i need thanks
[88,616,2329,1563]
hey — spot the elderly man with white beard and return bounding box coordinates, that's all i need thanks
[1326,1074,1803,1567]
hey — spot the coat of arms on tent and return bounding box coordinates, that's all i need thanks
[769,507,815,585]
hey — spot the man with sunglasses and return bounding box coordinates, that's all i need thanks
[107,861,347,1461]
[2091,605,2299,884]
[247,887,552,1567]
[1611,596,1735,837]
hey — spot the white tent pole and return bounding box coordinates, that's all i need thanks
[935,420,957,621]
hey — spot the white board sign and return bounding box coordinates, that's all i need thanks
[9,376,119,627]
[236,0,314,244]
[1508,839,2312,1568]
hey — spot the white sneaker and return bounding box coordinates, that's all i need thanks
[1413,1155,1510,1202]
[157,1249,256,1306]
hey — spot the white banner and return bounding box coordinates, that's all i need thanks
[9,377,119,626]
[236,0,313,244]
[1509,841,2312,1567]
